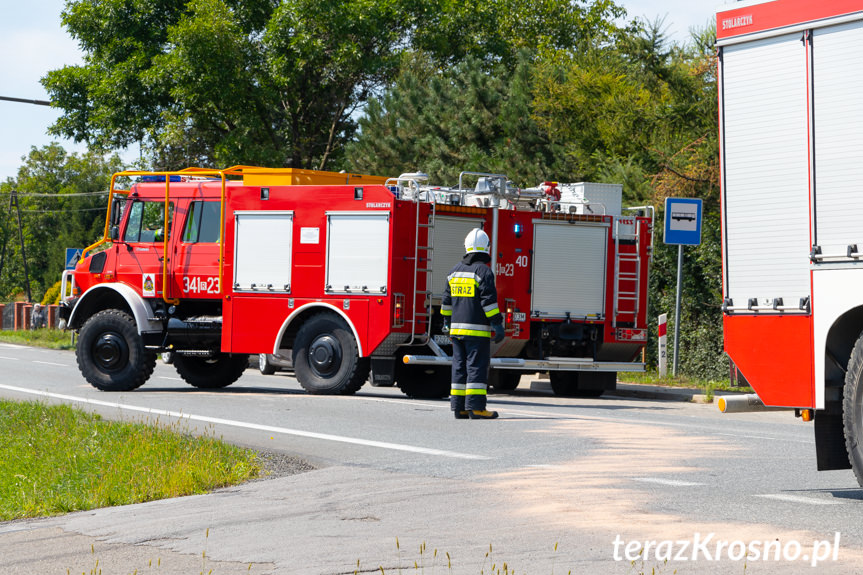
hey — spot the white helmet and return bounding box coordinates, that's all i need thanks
[464,228,490,254]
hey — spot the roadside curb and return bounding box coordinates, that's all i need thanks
[529,380,747,403]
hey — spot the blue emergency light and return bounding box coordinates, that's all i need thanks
[140,175,182,183]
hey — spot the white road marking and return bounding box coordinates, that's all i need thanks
[0,343,27,349]
[0,356,19,361]
[754,494,843,506]
[0,384,491,460]
[632,477,705,487]
[32,361,69,367]
[158,376,184,381]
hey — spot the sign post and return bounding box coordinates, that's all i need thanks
[658,313,668,377]
[663,198,703,377]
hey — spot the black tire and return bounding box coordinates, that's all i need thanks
[489,369,522,392]
[77,309,156,391]
[550,371,579,397]
[161,351,174,364]
[550,371,609,398]
[293,312,369,395]
[259,353,277,375]
[397,365,451,399]
[174,353,249,389]
[844,333,863,487]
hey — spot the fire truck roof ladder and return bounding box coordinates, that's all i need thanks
[387,174,437,346]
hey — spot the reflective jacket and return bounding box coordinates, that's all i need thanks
[440,252,501,337]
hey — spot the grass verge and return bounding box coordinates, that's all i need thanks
[0,328,75,350]
[618,370,753,400]
[0,400,261,520]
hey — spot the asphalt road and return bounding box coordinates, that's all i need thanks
[1,342,862,574]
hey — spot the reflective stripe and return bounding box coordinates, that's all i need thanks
[450,389,467,396]
[451,329,491,337]
[484,308,500,318]
[448,271,481,282]
[452,322,491,332]
[465,388,488,396]
[440,308,453,316]
[482,302,499,313]
[451,383,466,390]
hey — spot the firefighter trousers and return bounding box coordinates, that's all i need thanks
[450,335,490,412]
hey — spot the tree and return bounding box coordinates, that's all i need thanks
[0,145,123,301]
[347,54,577,186]
[44,0,626,171]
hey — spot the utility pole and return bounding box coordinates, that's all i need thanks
[9,191,32,302]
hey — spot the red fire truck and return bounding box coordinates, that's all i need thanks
[716,0,863,486]
[60,166,652,399]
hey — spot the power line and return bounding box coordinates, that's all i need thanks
[0,191,109,198]
[20,207,107,213]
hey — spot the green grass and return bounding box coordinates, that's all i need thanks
[0,400,261,520]
[0,328,75,350]
[619,370,753,399]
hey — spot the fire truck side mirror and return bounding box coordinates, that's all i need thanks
[110,226,119,241]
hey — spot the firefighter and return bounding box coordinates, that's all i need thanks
[441,228,505,420]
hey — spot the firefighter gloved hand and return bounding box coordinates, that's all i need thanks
[442,318,450,333]
[492,321,505,343]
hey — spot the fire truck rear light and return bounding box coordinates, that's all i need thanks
[504,299,515,328]
[617,328,646,341]
[393,293,405,328]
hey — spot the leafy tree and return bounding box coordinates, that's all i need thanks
[0,145,123,302]
[44,0,625,171]
[347,54,576,186]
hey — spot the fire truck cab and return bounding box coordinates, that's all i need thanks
[60,166,652,399]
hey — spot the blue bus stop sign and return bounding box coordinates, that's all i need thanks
[664,198,703,246]
[65,248,83,270]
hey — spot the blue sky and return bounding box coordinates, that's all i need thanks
[0,0,723,183]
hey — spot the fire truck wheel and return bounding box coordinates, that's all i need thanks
[549,371,607,398]
[77,309,156,391]
[396,366,451,399]
[843,332,863,485]
[259,354,277,375]
[293,312,370,395]
[173,353,249,388]
[489,370,521,392]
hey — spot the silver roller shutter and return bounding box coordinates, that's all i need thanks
[429,216,483,299]
[813,21,863,258]
[233,211,293,292]
[721,33,811,307]
[531,221,608,319]
[326,213,390,294]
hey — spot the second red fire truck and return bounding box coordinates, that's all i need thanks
[716,0,863,487]
[60,166,652,399]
